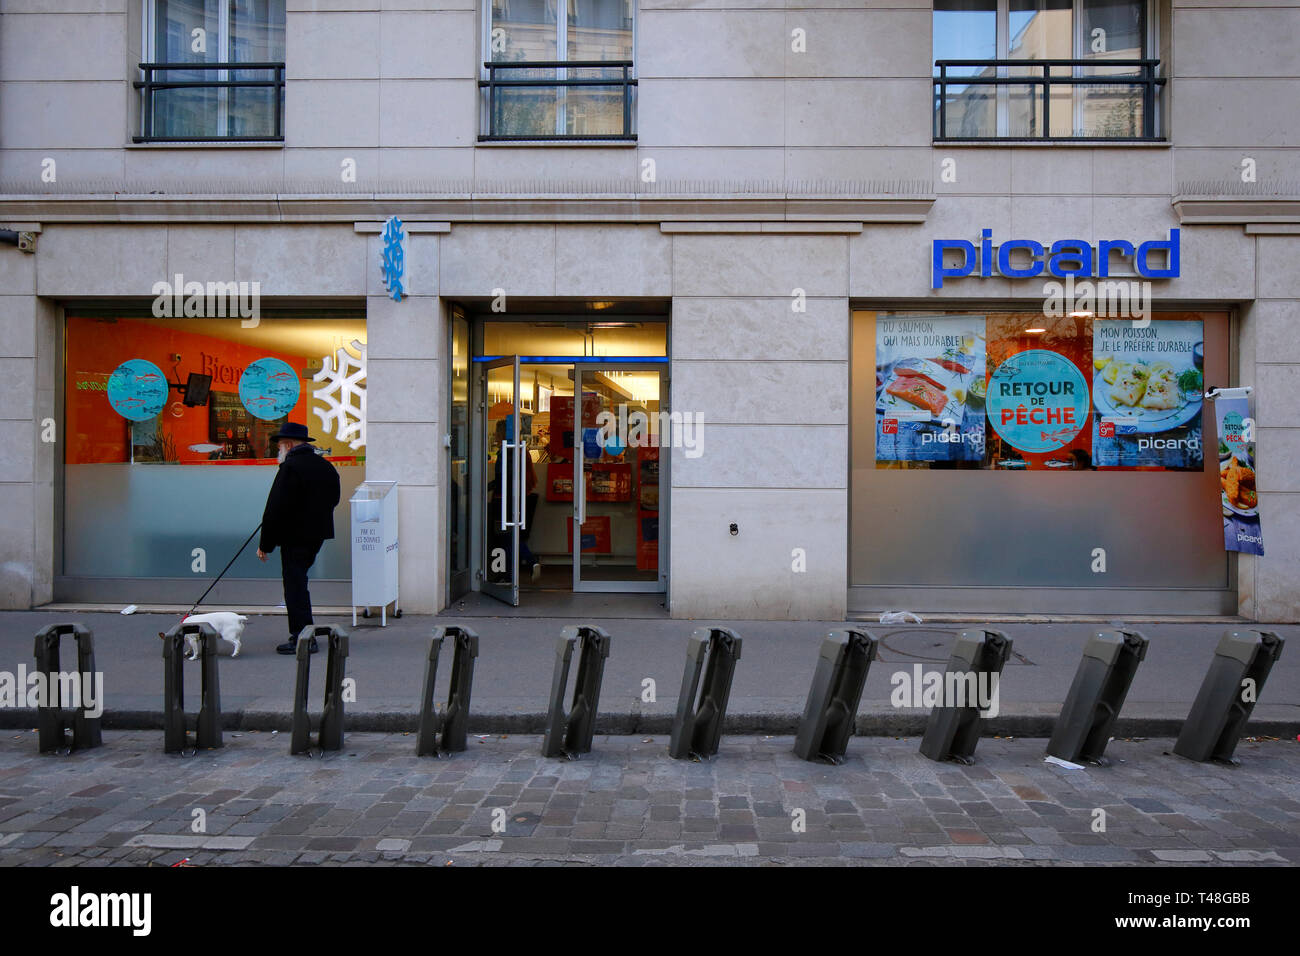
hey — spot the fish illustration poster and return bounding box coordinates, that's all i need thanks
[1091,319,1204,470]
[875,316,987,464]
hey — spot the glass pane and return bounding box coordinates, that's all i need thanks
[492,78,560,137]
[522,363,574,588]
[483,363,520,588]
[933,0,996,137]
[64,315,366,579]
[491,0,558,61]
[567,0,633,61]
[1081,0,1146,62]
[150,0,221,137]
[564,77,629,135]
[933,0,996,74]
[228,0,285,136]
[937,86,996,138]
[1008,0,1072,63]
[1079,79,1145,136]
[1078,0,1149,137]
[229,0,284,62]
[449,315,470,583]
[577,370,660,583]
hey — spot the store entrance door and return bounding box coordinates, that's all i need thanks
[572,363,666,592]
[478,355,524,607]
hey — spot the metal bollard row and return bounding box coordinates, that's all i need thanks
[290,624,350,755]
[22,622,1289,769]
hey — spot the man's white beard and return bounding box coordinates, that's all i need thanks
[277,446,287,464]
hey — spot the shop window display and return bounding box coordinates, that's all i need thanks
[63,315,366,580]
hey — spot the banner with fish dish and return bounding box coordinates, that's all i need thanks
[876,315,986,464]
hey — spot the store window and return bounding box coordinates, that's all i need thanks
[136,0,286,142]
[851,310,1230,598]
[63,315,365,581]
[933,0,1163,141]
[482,0,635,140]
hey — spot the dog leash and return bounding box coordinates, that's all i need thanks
[183,523,263,620]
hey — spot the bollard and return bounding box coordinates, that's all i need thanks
[290,625,350,755]
[541,625,611,759]
[918,628,1011,765]
[32,623,102,754]
[160,622,223,753]
[669,626,743,760]
[1174,630,1285,764]
[793,628,878,764]
[416,625,479,757]
[1047,629,1148,766]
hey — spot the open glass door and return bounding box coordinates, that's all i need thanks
[480,355,523,606]
[573,363,666,592]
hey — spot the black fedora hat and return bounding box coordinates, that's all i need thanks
[269,422,316,443]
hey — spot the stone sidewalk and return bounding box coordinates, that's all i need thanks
[1,731,1296,866]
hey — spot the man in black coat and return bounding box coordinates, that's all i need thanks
[256,422,341,654]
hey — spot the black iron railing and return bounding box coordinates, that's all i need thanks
[479,60,636,141]
[134,62,286,143]
[933,58,1165,142]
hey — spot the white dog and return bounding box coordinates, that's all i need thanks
[178,612,247,660]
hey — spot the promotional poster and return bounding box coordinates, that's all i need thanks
[1091,320,1204,469]
[876,315,986,464]
[1215,391,1264,555]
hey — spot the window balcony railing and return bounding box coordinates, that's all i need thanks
[479,60,636,142]
[933,59,1166,142]
[133,62,286,143]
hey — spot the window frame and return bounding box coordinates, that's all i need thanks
[479,0,638,143]
[135,0,286,144]
[933,0,1163,142]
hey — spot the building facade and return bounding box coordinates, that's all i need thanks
[1,0,1297,621]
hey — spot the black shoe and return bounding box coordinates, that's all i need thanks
[276,637,319,655]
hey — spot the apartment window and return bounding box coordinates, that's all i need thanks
[136,0,286,142]
[481,0,636,141]
[933,0,1164,141]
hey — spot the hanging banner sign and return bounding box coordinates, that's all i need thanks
[1214,390,1263,555]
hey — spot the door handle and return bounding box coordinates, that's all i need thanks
[499,439,509,531]
[518,437,528,531]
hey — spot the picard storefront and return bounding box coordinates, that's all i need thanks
[21,212,1277,624]
[849,307,1238,616]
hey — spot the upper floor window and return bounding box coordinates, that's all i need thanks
[481,0,635,141]
[933,0,1164,141]
[135,0,286,142]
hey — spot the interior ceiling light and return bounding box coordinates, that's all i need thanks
[586,301,618,310]
[1025,327,1047,334]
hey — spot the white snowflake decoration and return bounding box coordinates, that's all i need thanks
[312,339,367,450]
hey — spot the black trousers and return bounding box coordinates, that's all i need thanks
[281,541,323,638]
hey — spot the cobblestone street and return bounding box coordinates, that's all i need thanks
[1,732,1296,867]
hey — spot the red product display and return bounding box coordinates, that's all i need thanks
[567,515,612,553]
[588,462,631,502]
[546,462,575,502]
